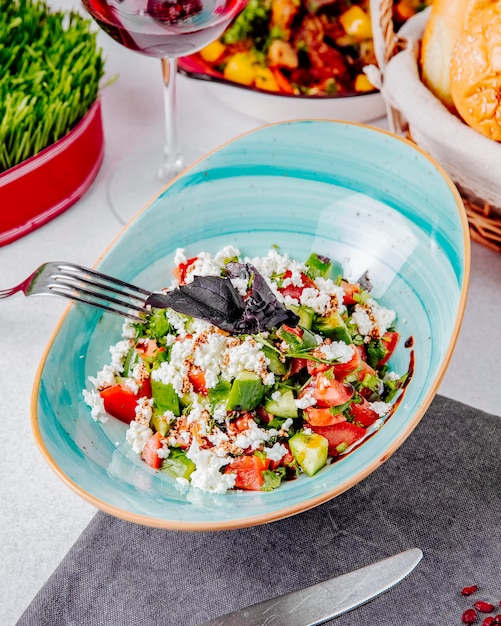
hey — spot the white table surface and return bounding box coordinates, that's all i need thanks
[2,2,501,623]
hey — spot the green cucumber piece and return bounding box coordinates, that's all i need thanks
[286,304,316,330]
[161,449,195,480]
[313,311,352,344]
[264,388,298,419]
[226,371,264,411]
[305,252,332,279]
[289,431,328,476]
[262,345,289,376]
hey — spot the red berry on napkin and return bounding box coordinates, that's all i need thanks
[475,602,495,613]
[462,608,478,624]
[462,586,480,596]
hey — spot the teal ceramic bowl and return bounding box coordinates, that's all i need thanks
[32,120,470,530]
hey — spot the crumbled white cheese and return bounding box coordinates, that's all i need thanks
[295,390,316,409]
[318,341,355,363]
[186,439,235,494]
[126,421,153,454]
[82,389,108,423]
[352,298,396,340]
[265,442,289,462]
[370,401,392,417]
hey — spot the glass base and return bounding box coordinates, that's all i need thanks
[107,141,206,225]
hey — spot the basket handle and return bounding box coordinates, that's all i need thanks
[371,0,409,133]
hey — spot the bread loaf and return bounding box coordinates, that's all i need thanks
[420,0,471,111]
[450,0,501,141]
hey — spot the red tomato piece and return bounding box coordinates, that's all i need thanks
[332,346,361,380]
[306,359,330,376]
[100,379,151,424]
[288,357,308,377]
[188,367,207,395]
[141,432,163,469]
[304,406,347,427]
[310,422,366,456]
[270,67,296,94]
[348,397,380,427]
[225,455,270,490]
[174,256,198,285]
[313,372,355,407]
[278,269,316,300]
[341,281,361,305]
[378,331,400,366]
[135,339,165,361]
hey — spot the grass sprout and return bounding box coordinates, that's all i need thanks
[0,0,105,173]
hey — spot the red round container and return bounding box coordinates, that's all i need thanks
[0,99,104,247]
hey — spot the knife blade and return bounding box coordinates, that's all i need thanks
[200,547,423,626]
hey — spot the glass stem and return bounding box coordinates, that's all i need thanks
[159,57,183,180]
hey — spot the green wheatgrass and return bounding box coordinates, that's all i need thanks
[0,0,105,173]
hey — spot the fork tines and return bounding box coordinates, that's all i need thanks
[48,263,152,322]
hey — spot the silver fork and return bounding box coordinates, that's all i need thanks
[0,262,153,322]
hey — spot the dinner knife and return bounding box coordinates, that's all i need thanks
[201,547,423,626]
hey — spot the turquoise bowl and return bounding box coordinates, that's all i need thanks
[32,120,470,530]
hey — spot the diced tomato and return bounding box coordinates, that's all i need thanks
[188,367,207,395]
[306,359,330,376]
[99,379,151,424]
[141,432,163,469]
[378,331,400,367]
[332,346,361,379]
[310,422,366,456]
[232,413,252,433]
[281,324,303,338]
[348,397,379,427]
[269,443,295,470]
[356,357,376,382]
[304,406,347,427]
[277,269,317,300]
[174,256,197,285]
[225,454,270,490]
[341,281,361,305]
[135,339,165,361]
[289,357,308,376]
[270,67,295,94]
[313,372,355,407]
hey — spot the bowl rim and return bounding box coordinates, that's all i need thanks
[30,119,471,530]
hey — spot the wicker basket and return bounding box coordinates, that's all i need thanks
[372,0,501,253]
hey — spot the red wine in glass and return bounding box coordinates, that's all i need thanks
[82,0,248,222]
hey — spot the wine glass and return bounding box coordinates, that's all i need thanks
[82,0,248,223]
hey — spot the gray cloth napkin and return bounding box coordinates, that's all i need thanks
[17,395,501,626]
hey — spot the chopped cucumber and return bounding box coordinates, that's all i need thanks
[226,371,264,411]
[286,304,316,330]
[264,388,298,419]
[313,311,352,344]
[262,345,290,376]
[305,252,332,279]
[161,449,195,480]
[289,431,328,476]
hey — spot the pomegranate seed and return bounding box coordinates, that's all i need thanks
[475,602,495,613]
[463,586,480,596]
[462,609,478,624]
[482,618,495,626]
[493,616,501,624]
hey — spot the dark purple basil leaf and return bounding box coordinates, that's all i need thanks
[226,262,299,333]
[146,275,245,332]
[145,264,299,334]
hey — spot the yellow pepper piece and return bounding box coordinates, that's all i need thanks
[199,40,226,63]
[339,6,372,41]
[354,73,375,92]
[223,52,258,86]
[255,67,280,92]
